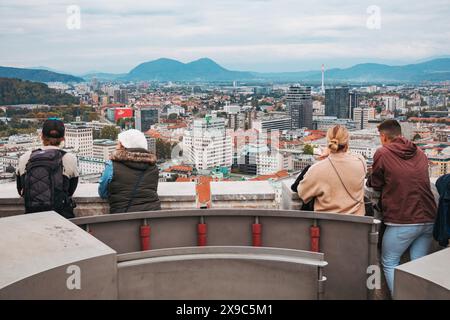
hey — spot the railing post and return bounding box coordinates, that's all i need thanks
[252,216,262,247]
[317,266,326,300]
[140,218,151,251]
[85,224,93,235]
[198,216,207,246]
[310,219,320,252]
[367,222,379,300]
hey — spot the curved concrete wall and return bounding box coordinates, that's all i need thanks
[0,213,330,300]
[71,209,380,300]
[0,212,117,299]
[117,246,327,300]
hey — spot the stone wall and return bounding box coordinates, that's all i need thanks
[210,181,277,209]
[0,182,197,217]
[0,180,278,217]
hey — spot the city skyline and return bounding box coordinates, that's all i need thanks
[1,0,450,74]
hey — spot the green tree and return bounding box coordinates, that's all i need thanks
[168,113,178,121]
[303,144,314,155]
[100,125,120,140]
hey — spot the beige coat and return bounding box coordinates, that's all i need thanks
[298,152,367,215]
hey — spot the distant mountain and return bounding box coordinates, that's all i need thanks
[323,59,450,82]
[123,57,450,83]
[126,58,254,81]
[0,78,80,105]
[3,57,450,84]
[0,66,83,83]
[29,66,72,75]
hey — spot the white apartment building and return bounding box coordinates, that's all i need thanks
[78,157,107,175]
[0,154,19,172]
[381,96,400,112]
[256,150,290,175]
[93,139,116,161]
[223,104,241,114]
[65,123,93,157]
[313,101,325,116]
[252,116,291,132]
[183,115,233,170]
[349,143,379,161]
[85,121,121,132]
[6,134,40,151]
[291,154,315,172]
[353,107,370,130]
[167,105,185,116]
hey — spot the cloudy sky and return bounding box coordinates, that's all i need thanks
[1,0,449,74]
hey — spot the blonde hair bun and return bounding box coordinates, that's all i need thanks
[326,125,349,153]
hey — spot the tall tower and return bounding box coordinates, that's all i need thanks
[321,64,325,94]
[286,85,313,129]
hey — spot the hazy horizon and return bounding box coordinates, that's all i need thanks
[1,0,450,75]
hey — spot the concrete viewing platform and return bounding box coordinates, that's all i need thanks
[0,178,448,300]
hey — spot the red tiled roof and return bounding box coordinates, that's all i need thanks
[165,165,193,173]
[167,123,187,129]
[250,170,289,181]
[175,177,191,182]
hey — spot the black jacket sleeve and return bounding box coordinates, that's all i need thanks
[291,165,312,192]
[16,174,24,196]
[67,177,79,197]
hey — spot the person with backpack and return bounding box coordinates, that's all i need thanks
[367,119,437,296]
[98,129,160,213]
[16,118,79,218]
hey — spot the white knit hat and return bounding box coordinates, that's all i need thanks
[118,129,148,150]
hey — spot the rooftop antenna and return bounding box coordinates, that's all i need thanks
[321,64,325,94]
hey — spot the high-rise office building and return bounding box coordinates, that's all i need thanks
[114,89,129,104]
[286,85,313,129]
[349,92,359,120]
[135,107,160,132]
[353,107,370,130]
[325,87,350,119]
[145,135,157,155]
[65,123,93,157]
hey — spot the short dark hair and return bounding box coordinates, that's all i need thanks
[377,120,402,139]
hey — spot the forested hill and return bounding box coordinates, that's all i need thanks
[0,78,79,105]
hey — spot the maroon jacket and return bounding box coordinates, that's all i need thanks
[367,137,436,224]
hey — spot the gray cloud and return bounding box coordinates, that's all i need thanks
[0,0,449,74]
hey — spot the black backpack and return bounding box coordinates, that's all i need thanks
[23,149,74,218]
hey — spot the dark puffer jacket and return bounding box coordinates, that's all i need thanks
[108,148,161,214]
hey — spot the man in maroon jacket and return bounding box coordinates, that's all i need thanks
[367,119,437,296]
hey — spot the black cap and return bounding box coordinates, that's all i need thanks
[42,118,65,139]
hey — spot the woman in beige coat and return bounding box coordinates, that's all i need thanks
[298,125,367,215]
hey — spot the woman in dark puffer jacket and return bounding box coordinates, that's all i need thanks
[98,129,161,213]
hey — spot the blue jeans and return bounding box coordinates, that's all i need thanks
[381,224,433,296]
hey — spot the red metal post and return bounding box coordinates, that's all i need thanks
[198,216,207,246]
[252,216,262,247]
[310,220,320,252]
[140,219,151,251]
